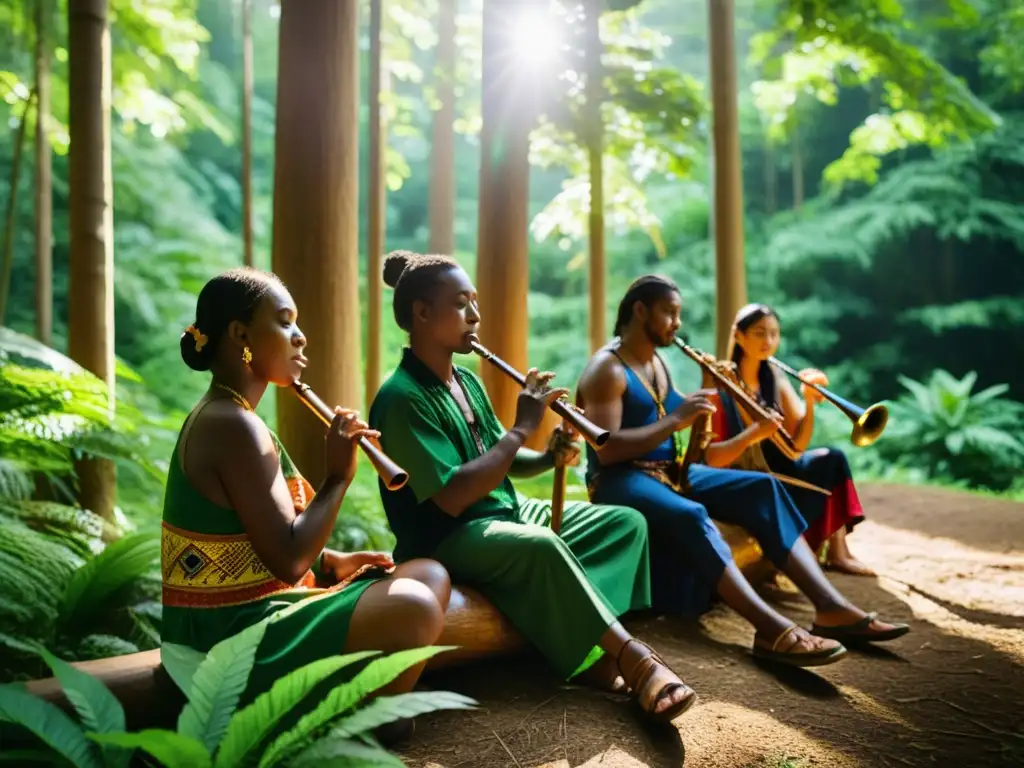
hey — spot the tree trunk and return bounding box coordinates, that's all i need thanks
[791,113,803,211]
[763,135,776,216]
[35,0,52,344]
[476,0,542,439]
[707,0,747,359]
[241,0,254,267]
[366,0,385,407]
[272,0,361,485]
[0,90,34,326]
[68,0,116,524]
[428,0,456,256]
[585,0,605,354]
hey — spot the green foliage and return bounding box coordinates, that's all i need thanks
[877,369,1024,489]
[529,2,705,253]
[0,331,165,681]
[751,0,1001,187]
[0,604,475,768]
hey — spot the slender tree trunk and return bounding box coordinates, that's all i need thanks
[241,0,254,267]
[763,136,776,216]
[585,0,605,354]
[366,0,385,406]
[428,0,456,256]
[0,90,34,325]
[35,0,52,344]
[791,113,803,211]
[68,0,116,524]
[476,0,542,438]
[707,0,747,359]
[272,0,361,485]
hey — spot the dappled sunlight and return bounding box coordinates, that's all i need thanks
[680,701,862,768]
[855,518,1024,622]
[875,575,1024,666]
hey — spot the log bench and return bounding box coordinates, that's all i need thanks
[25,522,764,729]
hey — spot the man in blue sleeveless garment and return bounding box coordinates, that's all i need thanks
[576,275,909,667]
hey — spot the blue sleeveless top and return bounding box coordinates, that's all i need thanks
[585,348,684,486]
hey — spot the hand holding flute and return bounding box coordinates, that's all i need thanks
[292,382,409,491]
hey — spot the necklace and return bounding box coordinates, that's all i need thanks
[613,346,685,466]
[212,382,253,412]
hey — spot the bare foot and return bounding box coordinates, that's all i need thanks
[826,556,876,576]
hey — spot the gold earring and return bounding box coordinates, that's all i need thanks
[242,346,253,365]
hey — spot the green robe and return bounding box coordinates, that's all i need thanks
[369,348,652,678]
[161,404,380,705]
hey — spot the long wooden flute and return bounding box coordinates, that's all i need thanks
[468,336,610,449]
[469,336,607,535]
[291,381,409,491]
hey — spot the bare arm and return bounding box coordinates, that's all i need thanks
[510,445,553,478]
[777,372,815,451]
[577,354,693,466]
[704,423,765,468]
[214,411,350,584]
[431,428,529,517]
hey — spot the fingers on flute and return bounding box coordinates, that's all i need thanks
[524,367,540,389]
[349,428,381,443]
[544,387,571,405]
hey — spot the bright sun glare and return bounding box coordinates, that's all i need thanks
[507,8,562,70]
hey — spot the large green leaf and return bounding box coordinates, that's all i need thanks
[177,616,271,754]
[38,649,128,768]
[88,730,212,768]
[0,685,102,768]
[161,642,207,698]
[59,531,161,628]
[258,646,456,768]
[319,691,477,742]
[214,651,379,768]
[289,739,407,768]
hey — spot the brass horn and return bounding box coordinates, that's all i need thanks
[767,357,888,447]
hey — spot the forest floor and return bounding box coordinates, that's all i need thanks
[399,483,1024,768]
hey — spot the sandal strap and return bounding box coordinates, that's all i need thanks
[771,625,800,653]
[617,638,687,714]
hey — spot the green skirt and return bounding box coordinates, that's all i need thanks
[432,497,651,679]
[163,578,380,706]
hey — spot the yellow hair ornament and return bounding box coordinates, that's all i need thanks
[184,324,208,353]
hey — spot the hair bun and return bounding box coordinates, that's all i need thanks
[180,328,212,372]
[383,250,418,289]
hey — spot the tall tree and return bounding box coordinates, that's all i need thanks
[366,0,385,406]
[241,0,254,267]
[428,0,456,256]
[476,0,544,436]
[35,0,52,345]
[68,0,116,523]
[708,0,747,357]
[584,0,605,354]
[271,0,361,484]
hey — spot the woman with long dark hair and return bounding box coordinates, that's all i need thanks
[704,302,872,575]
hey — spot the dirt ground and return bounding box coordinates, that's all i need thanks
[399,483,1024,768]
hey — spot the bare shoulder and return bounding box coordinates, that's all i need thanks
[188,400,276,465]
[578,347,627,398]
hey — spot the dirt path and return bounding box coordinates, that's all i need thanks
[400,483,1024,767]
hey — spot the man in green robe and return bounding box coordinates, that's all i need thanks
[368,250,697,723]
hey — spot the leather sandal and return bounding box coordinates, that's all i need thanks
[617,638,697,723]
[752,625,847,667]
